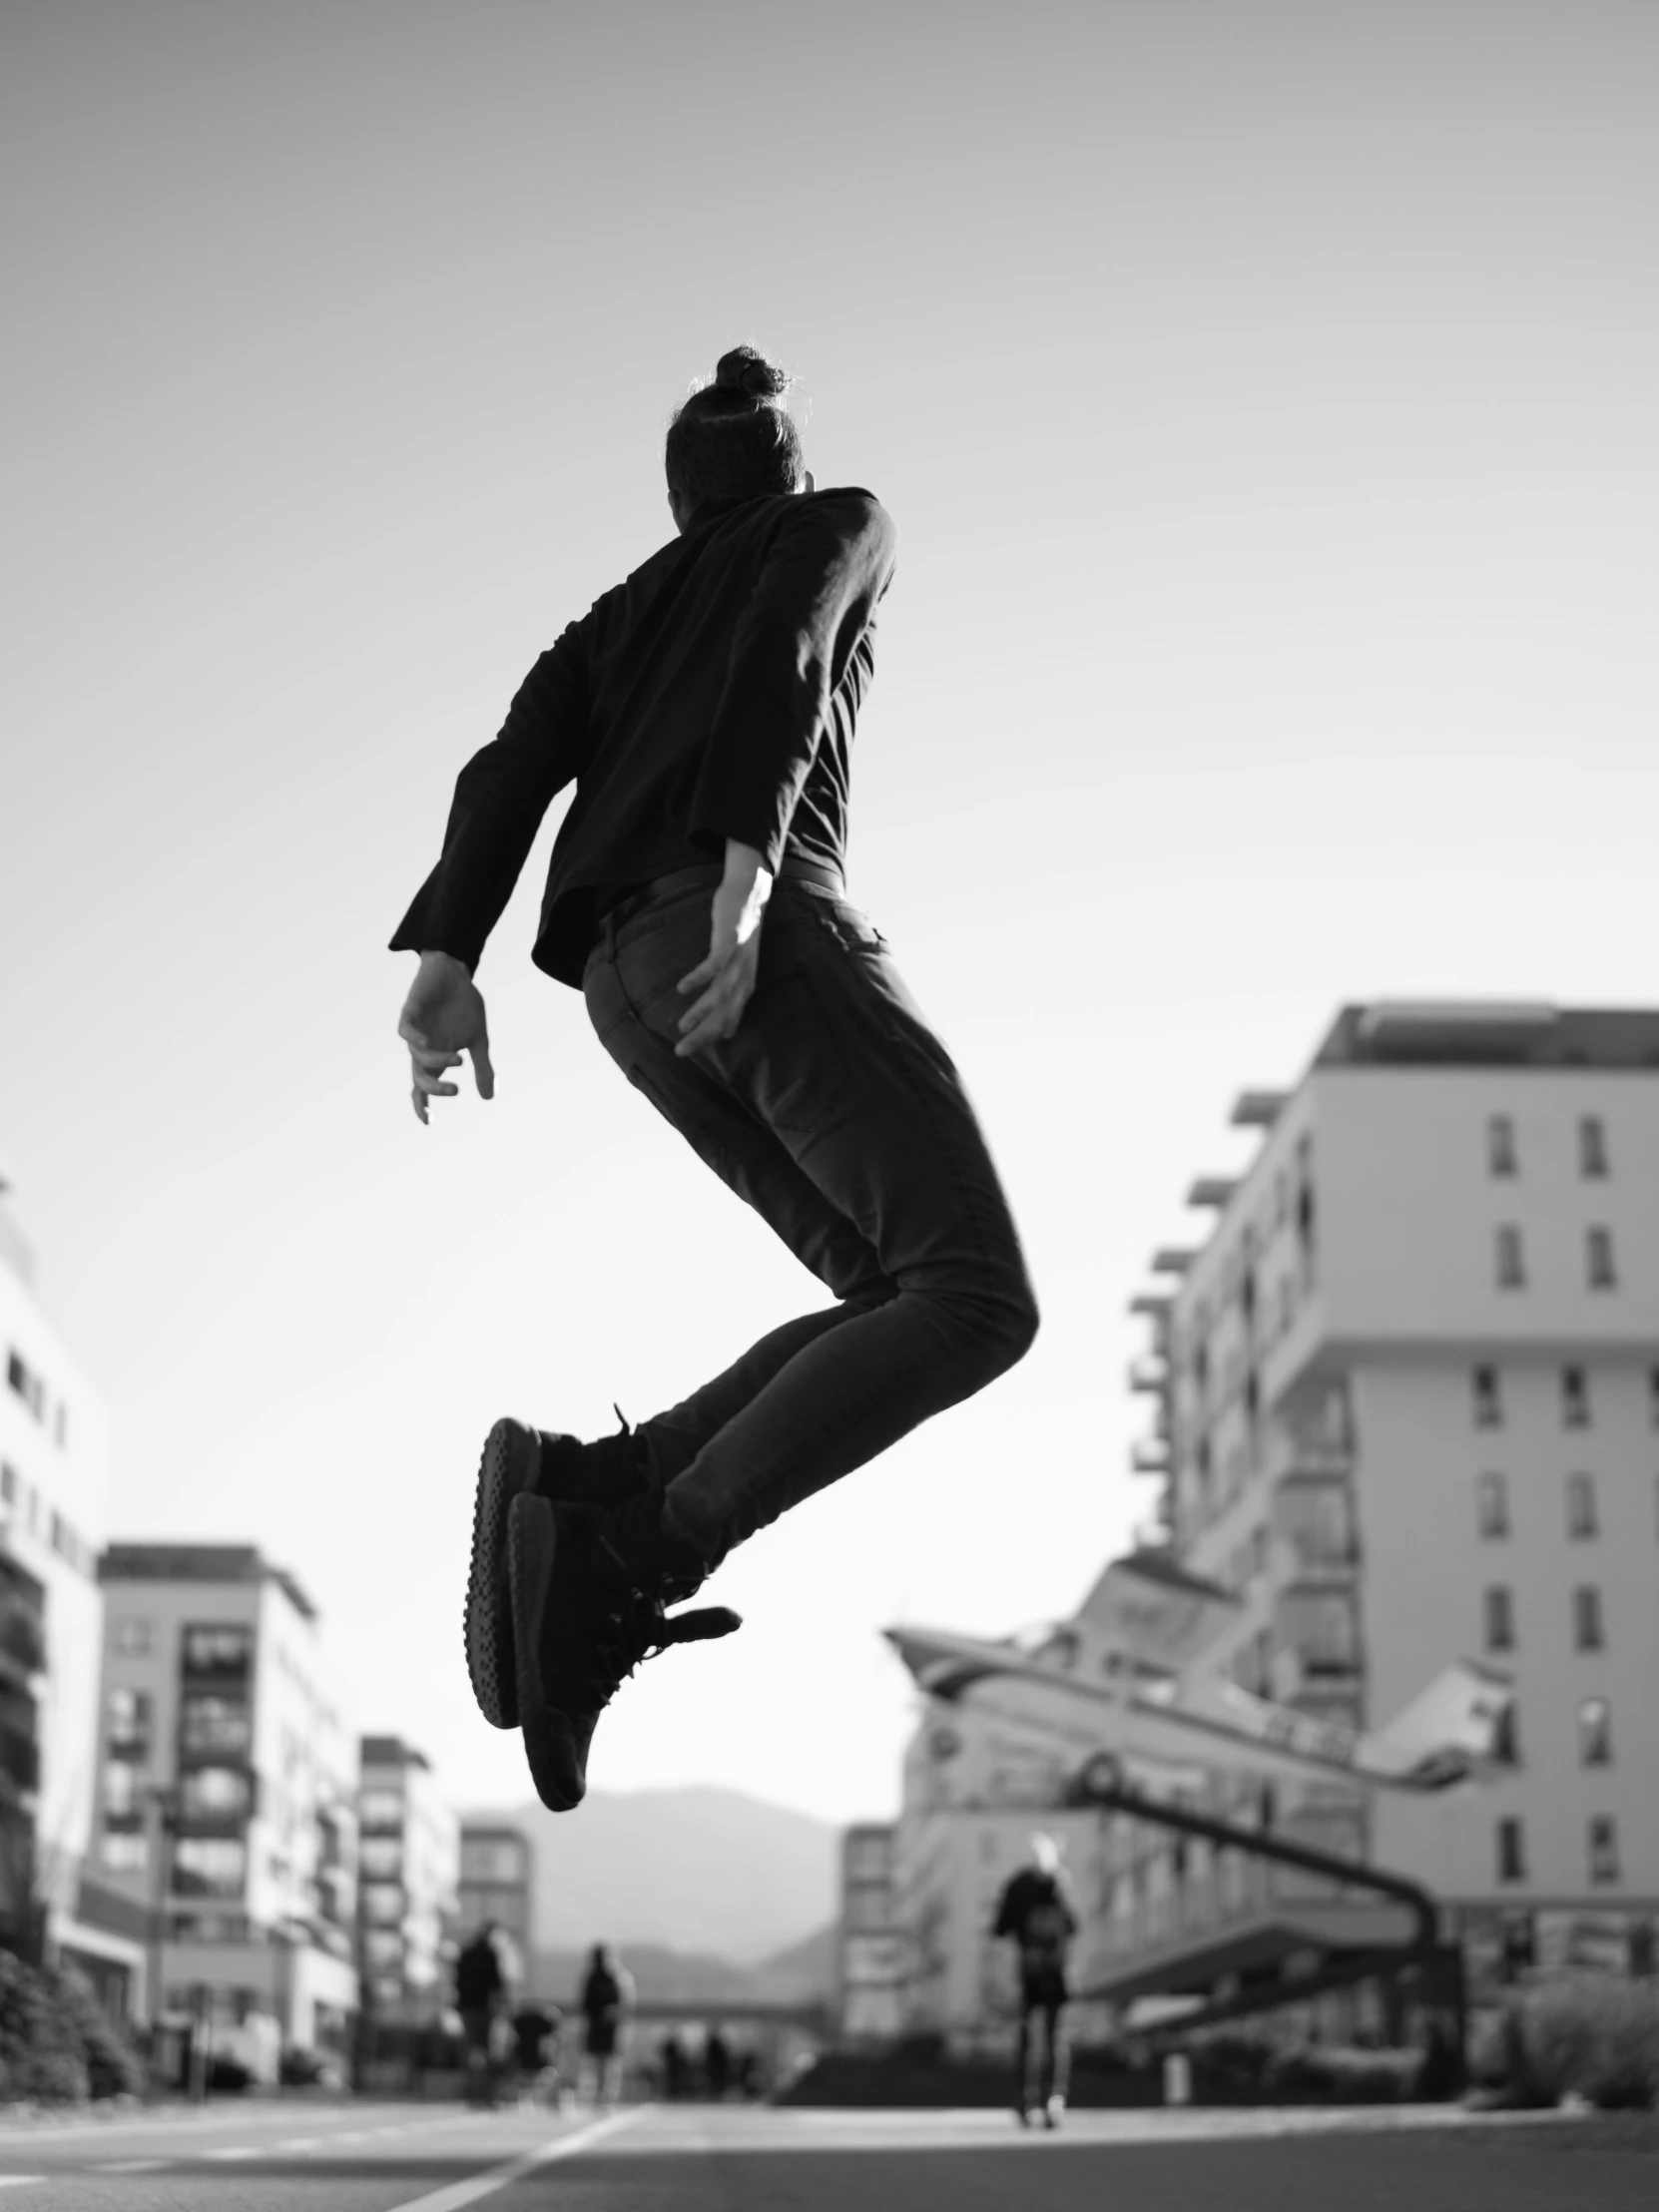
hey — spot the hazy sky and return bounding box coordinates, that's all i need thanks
[3,2,1656,1831]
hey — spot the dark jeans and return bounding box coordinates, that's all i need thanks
[582,872,1039,1558]
[1017,1992,1068,2109]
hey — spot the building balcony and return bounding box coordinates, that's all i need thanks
[1127,1359,1169,1394]
[1186,1178,1239,1210]
[1130,1441,1171,1476]
[1230,1090,1288,1129]
[1151,1248,1197,1277]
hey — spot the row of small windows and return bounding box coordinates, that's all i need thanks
[1474,1470,1630,1540]
[1493,1225,1618,1291]
[1496,1815,1620,1887]
[1468,1365,1659,1429]
[0,1460,96,1577]
[1481,1583,1608,1652]
[1486,1115,1611,1180]
[4,1350,68,1446]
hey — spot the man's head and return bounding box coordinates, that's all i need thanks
[665,344,808,531]
[1029,1832,1061,1877]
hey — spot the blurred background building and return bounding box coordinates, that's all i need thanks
[356,1734,458,2023]
[456,1819,534,1986]
[0,1163,144,2012]
[91,1543,359,2081]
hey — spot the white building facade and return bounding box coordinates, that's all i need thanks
[92,1544,359,2076]
[0,1171,144,2011]
[1122,1001,1659,2006]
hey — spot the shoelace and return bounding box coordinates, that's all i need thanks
[579,1585,740,1710]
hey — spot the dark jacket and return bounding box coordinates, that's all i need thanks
[454,1932,505,2010]
[390,485,897,987]
[993,1868,1079,1995]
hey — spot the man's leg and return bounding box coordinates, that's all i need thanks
[585,878,1038,1559]
[1014,1999,1034,2118]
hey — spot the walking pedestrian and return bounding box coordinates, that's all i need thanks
[577,1942,633,2111]
[453,1921,506,2108]
[393,344,1040,1809]
[993,1833,1078,2128]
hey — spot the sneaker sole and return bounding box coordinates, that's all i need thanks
[465,1417,541,1729]
[506,1492,587,1813]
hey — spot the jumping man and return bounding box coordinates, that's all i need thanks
[391,346,1039,1811]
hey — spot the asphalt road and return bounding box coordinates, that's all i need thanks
[0,2098,1651,2210]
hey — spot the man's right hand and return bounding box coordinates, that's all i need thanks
[398,951,496,1124]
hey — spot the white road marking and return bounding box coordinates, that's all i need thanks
[96,2161,169,2173]
[0,2182,45,2191]
[380,2109,638,2212]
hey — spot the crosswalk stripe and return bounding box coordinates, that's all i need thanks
[379,2108,638,2212]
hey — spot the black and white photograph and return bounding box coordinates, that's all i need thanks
[0,2,1655,2204]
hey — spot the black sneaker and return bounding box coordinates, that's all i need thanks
[465,1413,650,1729]
[466,1418,544,1729]
[506,1491,739,1813]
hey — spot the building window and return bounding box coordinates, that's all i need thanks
[1587,1816,1620,1887]
[1482,1585,1515,1652]
[1572,1586,1605,1651]
[100,1832,149,1877]
[360,1838,402,1880]
[1650,1367,1659,1428]
[1578,1697,1612,1767]
[5,1352,44,1421]
[102,1763,139,1818]
[1473,1367,1502,1428]
[1494,1226,1525,1290]
[172,1838,248,1900]
[179,1767,253,1819]
[1585,1228,1616,1292]
[106,1688,153,1760]
[1496,1817,1526,1884]
[181,1625,254,1680]
[1566,1472,1598,1540]
[1578,1116,1609,1179]
[110,1618,154,1658]
[360,1788,404,1831]
[1561,1367,1590,1429]
[179,1695,251,1758]
[1486,1114,1517,1176]
[363,1882,403,1928]
[0,1463,14,1505]
[1476,1472,1510,1539]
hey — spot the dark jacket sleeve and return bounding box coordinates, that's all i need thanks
[388,621,590,972]
[688,490,896,869]
[991,1874,1022,1938]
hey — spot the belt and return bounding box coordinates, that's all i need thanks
[597,854,844,931]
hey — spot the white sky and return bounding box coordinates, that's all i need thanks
[2,2,1656,1827]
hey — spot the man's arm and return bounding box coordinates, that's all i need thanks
[390,622,590,972]
[687,488,896,870]
[391,623,588,1118]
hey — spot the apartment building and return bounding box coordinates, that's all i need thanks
[1118,1001,1659,2009]
[456,1822,533,1984]
[0,1168,144,2012]
[91,1544,359,2076]
[357,1736,459,2021]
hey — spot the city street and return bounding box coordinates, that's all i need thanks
[0,2101,1652,2211]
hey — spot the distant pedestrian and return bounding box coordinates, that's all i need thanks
[704,2023,732,2101]
[453,1922,507,2107]
[393,344,1039,1816]
[658,2027,690,2099]
[993,1833,1078,2129]
[510,1998,561,2107]
[578,1942,634,2110]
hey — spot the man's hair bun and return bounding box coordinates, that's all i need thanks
[713,345,792,400]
